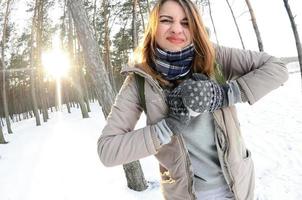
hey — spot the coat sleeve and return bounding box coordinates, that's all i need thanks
[97,75,159,167]
[215,45,289,104]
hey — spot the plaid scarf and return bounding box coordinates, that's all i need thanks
[152,44,195,80]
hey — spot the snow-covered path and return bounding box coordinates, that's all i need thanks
[0,102,161,200]
[0,63,301,200]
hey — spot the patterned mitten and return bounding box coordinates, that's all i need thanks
[181,73,229,113]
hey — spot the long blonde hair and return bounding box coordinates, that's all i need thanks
[134,0,215,86]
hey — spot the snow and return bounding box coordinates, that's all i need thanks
[0,63,302,200]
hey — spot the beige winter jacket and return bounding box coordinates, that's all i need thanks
[97,45,288,200]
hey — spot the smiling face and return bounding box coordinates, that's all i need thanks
[155,0,192,52]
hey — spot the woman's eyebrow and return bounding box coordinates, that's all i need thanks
[159,15,173,19]
[160,15,188,21]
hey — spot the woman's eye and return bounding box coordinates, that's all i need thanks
[160,19,172,24]
[181,21,189,27]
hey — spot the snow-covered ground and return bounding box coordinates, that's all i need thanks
[0,63,301,200]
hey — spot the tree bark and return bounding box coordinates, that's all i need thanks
[132,0,138,48]
[61,0,72,114]
[0,118,3,127]
[30,0,41,126]
[123,161,148,191]
[146,0,151,14]
[245,0,263,52]
[77,53,91,112]
[36,0,49,122]
[62,80,72,113]
[102,0,116,92]
[1,0,13,134]
[138,0,145,32]
[92,0,97,38]
[67,0,147,191]
[68,10,89,118]
[283,0,302,79]
[225,0,245,49]
[77,49,91,113]
[207,0,219,44]
[0,123,8,144]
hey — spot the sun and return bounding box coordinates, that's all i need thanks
[42,49,71,78]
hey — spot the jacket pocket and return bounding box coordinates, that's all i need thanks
[229,149,255,200]
[243,149,251,160]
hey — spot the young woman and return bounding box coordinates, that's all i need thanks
[97,0,288,199]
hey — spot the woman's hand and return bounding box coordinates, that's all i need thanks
[181,73,229,113]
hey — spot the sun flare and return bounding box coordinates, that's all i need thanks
[42,50,71,78]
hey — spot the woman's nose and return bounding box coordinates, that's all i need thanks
[170,22,183,34]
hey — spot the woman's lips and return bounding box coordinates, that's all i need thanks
[167,37,184,44]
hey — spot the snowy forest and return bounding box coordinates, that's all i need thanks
[1,0,302,199]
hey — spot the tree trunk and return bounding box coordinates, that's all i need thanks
[123,161,148,191]
[76,49,91,113]
[1,63,13,134]
[132,0,138,48]
[36,0,49,122]
[67,0,147,191]
[138,0,145,32]
[102,0,116,92]
[30,70,41,125]
[77,53,91,112]
[75,65,89,118]
[1,0,13,134]
[146,0,151,14]
[0,124,8,144]
[62,80,71,113]
[225,0,245,49]
[68,10,89,118]
[92,0,97,38]
[61,0,72,114]
[207,0,219,44]
[245,0,263,52]
[283,0,302,79]
[30,0,41,126]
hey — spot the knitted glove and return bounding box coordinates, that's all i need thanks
[181,73,229,113]
[164,85,191,135]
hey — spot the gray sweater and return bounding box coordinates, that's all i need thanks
[183,112,227,191]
